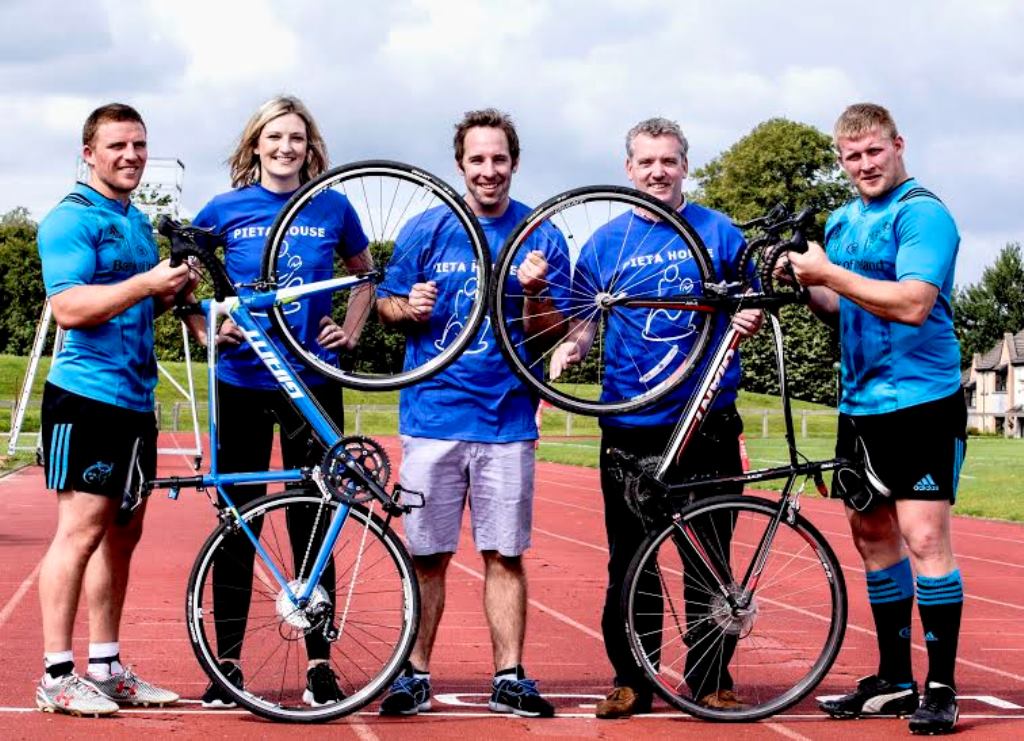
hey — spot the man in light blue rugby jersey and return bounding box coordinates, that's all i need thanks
[375,109,569,718]
[789,103,966,735]
[34,104,193,716]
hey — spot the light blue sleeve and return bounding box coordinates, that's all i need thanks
[895,200,959,287]
[37,208,97,296]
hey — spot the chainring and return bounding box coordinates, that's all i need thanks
[319,435,392,503]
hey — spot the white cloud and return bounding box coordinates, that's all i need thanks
[1,0,1021,284]
[144,0,300,86]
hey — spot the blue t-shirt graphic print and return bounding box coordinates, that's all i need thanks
[379,199,570,442]
[573,201,748,429]
[193,184,369,389]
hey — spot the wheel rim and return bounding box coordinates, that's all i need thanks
[492,186,716,416]
[188,495,417,720]
[625,498,845,720]
[262,161,489,390]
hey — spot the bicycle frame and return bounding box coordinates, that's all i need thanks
[621,297,846,602]
[147,275,380,609]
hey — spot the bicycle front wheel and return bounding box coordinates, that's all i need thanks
[261,160,489,390]
[491,186,717,416]
[623,494,846,721]
[187,492,419,722]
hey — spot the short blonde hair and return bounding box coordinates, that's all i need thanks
[833,103,899,144]
[228,95,328,188]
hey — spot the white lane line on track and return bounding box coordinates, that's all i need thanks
[536,494,602,513]
[543,515,1024,615]
[535,527,607,553]
[351,717,381,741]
[813,525,1024,571]
[448,560,603,641]
[765,722,813,740]
[0,707,1020,720]
[0,561,41,629]
[532,519,1024,685]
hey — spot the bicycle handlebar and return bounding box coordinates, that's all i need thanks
[734,205,816,302]
[156,216,235,301]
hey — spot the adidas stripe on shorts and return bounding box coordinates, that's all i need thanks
[41,382,156,500]
[835,389,967,504]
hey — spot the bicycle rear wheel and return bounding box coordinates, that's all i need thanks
[623,494,846,721]
[261,160,489,390]
[187,492,419,722]
[491,186,717,416]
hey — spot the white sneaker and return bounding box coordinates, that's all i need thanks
[89,667,179,706]
[36,673,119,717]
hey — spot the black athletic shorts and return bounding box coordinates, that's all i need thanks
[835,390,967,504]
[41,382,157,501]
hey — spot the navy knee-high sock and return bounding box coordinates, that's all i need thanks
[866,557,915,684]
[916,569,964,688]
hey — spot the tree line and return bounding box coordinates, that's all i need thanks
[2,119,1021,405]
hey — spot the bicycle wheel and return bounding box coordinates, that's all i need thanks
[261,160,489,390]
[622,494,846,721]
[187,492,419,722]
[491,186,717,416]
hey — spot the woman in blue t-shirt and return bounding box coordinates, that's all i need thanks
[192,95,371,708]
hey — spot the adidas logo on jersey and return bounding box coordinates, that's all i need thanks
[913,474,940,492]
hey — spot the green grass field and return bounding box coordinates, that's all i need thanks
[2,354,1022,520]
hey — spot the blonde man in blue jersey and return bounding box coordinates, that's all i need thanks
[788,103,966,735]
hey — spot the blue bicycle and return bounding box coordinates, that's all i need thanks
[146,161,490,722]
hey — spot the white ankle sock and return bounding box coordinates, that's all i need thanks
[87,642,123,680]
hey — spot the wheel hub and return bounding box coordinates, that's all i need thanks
[276,580,332,629]
[709,584,758,638]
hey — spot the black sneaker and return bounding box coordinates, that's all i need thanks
[201,662,243,709]
[819,675,920,718]
[303,663,345,707]
[909,682,958,735]
[379,665,431,716]
[488,665,555,718]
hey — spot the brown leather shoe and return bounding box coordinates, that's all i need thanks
[595,686,652,719]
[698,689,745,710]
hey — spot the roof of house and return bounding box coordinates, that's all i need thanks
[1013,330,1024,364]
[974,329,1024,370]
[976,342,1005,371]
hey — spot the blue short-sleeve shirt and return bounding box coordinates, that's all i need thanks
[379,198,571,442]
[825,179,961,414]
[193,184,369,389]
[573,201,749,429]
[39,183,160,412]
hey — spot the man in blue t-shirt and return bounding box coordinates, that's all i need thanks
[376,110,566,718]
[35,104,193,716]
[549,117,762,718]
[789,103,966,735]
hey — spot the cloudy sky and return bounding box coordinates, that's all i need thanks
[2,0,1021,285]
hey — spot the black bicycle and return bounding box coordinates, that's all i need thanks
[489,188,849,721]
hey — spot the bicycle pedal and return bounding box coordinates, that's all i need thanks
[392,485,425,511]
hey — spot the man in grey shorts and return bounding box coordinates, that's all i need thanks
[376,109,569,718]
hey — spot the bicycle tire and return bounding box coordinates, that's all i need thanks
[186,492,419,722]
[260,160,490,390]
[622,494,846,721]
[490,185,717,416]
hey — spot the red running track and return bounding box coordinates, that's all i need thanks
[1,435,1023,740]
